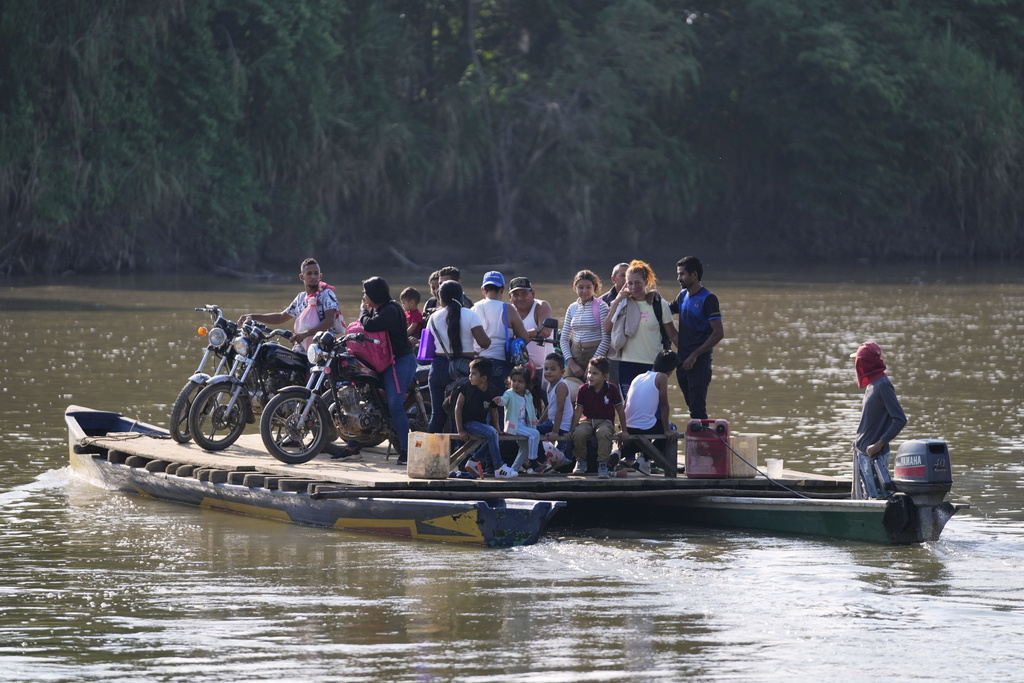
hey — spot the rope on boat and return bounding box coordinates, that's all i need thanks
[707,429,813,500]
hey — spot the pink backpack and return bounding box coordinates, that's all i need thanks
[346,321,396,376]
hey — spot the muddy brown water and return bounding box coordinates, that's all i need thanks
[1,265,1022,681]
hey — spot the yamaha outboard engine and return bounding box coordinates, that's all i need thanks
[893,439,953,506]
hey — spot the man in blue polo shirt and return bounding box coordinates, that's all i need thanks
[670,256,724,419]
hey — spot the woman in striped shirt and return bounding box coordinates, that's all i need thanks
[559,270,610,380]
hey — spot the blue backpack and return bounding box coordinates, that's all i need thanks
[503,306,530,366]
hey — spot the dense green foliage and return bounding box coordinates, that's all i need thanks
[1,0,1022,273]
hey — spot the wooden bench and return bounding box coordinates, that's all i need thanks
[444,432,679,477]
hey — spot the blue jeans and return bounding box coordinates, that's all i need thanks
[384,352,418,451]
[428,357,453,433]
[464,420,503,469]
[488,358,511,424]
[854,449,891,499]
[617,360,652,400]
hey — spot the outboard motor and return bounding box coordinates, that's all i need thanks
[893,439,953,506]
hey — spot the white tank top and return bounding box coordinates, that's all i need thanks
[546,378,573,433]
[624,370,659,430]
[520,300,549,370]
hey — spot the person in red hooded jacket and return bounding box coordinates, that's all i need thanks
[851,341,907,499]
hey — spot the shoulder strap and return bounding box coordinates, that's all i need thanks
[652,297,670,349]
[590,299,600,328]
[429,314,454,358]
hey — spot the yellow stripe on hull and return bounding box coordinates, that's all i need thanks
[200,498,293,522]
[334,508,486,544]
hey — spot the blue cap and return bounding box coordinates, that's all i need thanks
[482,271,504,288]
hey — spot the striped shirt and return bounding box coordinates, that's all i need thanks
[559,298,610,361]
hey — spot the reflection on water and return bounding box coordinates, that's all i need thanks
[1,267,1023,681]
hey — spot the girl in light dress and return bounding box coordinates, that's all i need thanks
[494,366,544,474]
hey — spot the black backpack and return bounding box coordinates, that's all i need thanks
[442,377,473,417]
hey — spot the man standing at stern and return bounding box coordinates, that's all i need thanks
[670,256,724,420]
[852,341,907,499]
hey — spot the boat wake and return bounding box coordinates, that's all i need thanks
[0,467,73,506]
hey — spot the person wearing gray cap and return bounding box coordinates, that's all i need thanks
[472,270,529,390]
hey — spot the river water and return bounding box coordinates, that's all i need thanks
[2,265,1023,682]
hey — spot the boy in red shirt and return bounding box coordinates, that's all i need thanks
[569,356,629,478]
[401,287,424,339]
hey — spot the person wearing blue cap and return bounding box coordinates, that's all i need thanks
[472,270,530,391]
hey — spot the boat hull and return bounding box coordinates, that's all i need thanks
[66,407,560,548]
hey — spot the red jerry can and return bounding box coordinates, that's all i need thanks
[684,419,730,478]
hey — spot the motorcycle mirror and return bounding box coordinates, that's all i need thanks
[541,318,558,329]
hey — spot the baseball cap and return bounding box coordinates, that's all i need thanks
[482,270,505,287]
[508,276,532,292]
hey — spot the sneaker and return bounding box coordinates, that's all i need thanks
[525,459,546,474]
[571,460,587,475]
[597,462,610,479]
[327,444,362,461]
[395,449,408,466]
[635,455,652,476]
[464,458,484,478]
[495,464,519,479]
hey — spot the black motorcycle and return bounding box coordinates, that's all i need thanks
[187,320,308,451]
[168,305,239,443]
[260,330,430,464]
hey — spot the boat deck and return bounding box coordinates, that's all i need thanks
[77,430,851,499]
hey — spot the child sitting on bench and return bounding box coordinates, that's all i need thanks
[569,356,629,479]
[621,350,679,475]
[454,358,518,479]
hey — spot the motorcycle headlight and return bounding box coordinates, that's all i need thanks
[232,337,250,357]
[307,344,321,364]
[208,327,228,349]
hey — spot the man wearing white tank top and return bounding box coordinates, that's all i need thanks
[508,276,554,385]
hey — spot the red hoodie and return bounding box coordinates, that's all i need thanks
[854,341,887,389]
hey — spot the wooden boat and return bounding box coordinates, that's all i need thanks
[66,406,966,546]
[66,406,562,548]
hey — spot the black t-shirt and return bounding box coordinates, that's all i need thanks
[458,383,495,425]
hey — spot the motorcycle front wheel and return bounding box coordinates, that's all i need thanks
[260,390,330,464]
[188,383,248,451]
[169,380,202,443]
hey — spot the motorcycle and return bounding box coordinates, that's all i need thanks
[187,319,308,451]
[260,330,431,464]
[168,305,238,443]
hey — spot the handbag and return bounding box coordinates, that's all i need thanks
[503,306,530,366]
[417,325,436,362]
[429,315,470,379]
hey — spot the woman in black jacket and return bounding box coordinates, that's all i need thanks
[335,277,417,464]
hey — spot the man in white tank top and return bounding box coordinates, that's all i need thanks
[508,276,554,384]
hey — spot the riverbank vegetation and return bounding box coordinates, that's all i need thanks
[2,0,1023,273]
